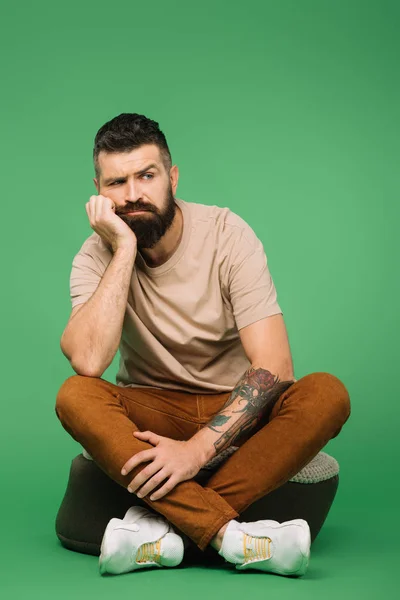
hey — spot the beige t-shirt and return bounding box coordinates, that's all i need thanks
[69,197,282,394]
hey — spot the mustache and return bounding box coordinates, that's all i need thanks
[117,206,155,216]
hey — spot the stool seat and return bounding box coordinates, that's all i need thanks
[55,450,340,564]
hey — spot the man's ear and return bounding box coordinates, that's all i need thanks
[93,178,99,193]
[170,165,179,195]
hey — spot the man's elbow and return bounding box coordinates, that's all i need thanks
[251,359,295,383]
[69,356,107,378]
[70,362,106,378]
[60,337,109,378]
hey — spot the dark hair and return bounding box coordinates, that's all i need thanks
[93,113,172,181]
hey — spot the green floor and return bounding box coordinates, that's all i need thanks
[2,514,395,599]
[1,442,395,599]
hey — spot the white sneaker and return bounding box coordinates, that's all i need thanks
[99,506,184,575]
[218,518,311,577]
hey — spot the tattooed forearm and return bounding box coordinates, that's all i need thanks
[207,366,295,455]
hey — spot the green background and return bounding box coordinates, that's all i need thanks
[1,0,398,597]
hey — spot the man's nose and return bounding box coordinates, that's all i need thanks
[125,178,141,202]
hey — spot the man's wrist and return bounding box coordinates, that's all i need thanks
[187,428,218,465]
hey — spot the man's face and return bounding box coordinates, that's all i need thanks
[94,144,178,249]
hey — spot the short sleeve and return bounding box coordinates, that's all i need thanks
[228,228,282,331]
[69,238,110,308]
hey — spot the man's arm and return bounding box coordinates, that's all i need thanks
[61,193,139,377]
[61,244,137,377]
[188,314,296,463]
[119,316,296,501]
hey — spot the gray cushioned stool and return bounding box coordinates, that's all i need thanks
[55,449,340,565]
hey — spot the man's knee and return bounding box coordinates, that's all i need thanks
[307,371,351,427]
[324,372,350,423]
[55,374,88,420]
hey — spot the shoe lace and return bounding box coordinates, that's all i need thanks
[243,533,272,563]
[136,539,162,564]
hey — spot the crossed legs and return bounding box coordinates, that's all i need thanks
[55,372,350,552]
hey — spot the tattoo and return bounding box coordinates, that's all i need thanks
[207,366,294,455]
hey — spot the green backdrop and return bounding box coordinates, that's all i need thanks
[1,0,398,597]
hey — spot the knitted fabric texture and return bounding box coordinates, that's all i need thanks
[201,447,339,483]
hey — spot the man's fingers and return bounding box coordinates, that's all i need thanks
[133,430,160,445]
[86,195,114,222]
[127,461,164,494]
[132,468,170,498]
[149,477,179,501]
[88,195,97,221]
[95,195,106,220]
[105,196,116,211]
[121,449,156,475]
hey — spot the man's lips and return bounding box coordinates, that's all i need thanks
[121,210,152,215]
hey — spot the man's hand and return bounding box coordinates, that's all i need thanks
[121,431,207,501]
[86,194,137,253]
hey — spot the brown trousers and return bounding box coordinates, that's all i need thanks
[55,372,351,552]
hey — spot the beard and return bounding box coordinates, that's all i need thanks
[116,184,177,250]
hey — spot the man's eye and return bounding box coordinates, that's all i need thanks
[111,173,154,185]
[111,174,153,184]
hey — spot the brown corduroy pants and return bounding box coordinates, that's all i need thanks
[55,371,350,552]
